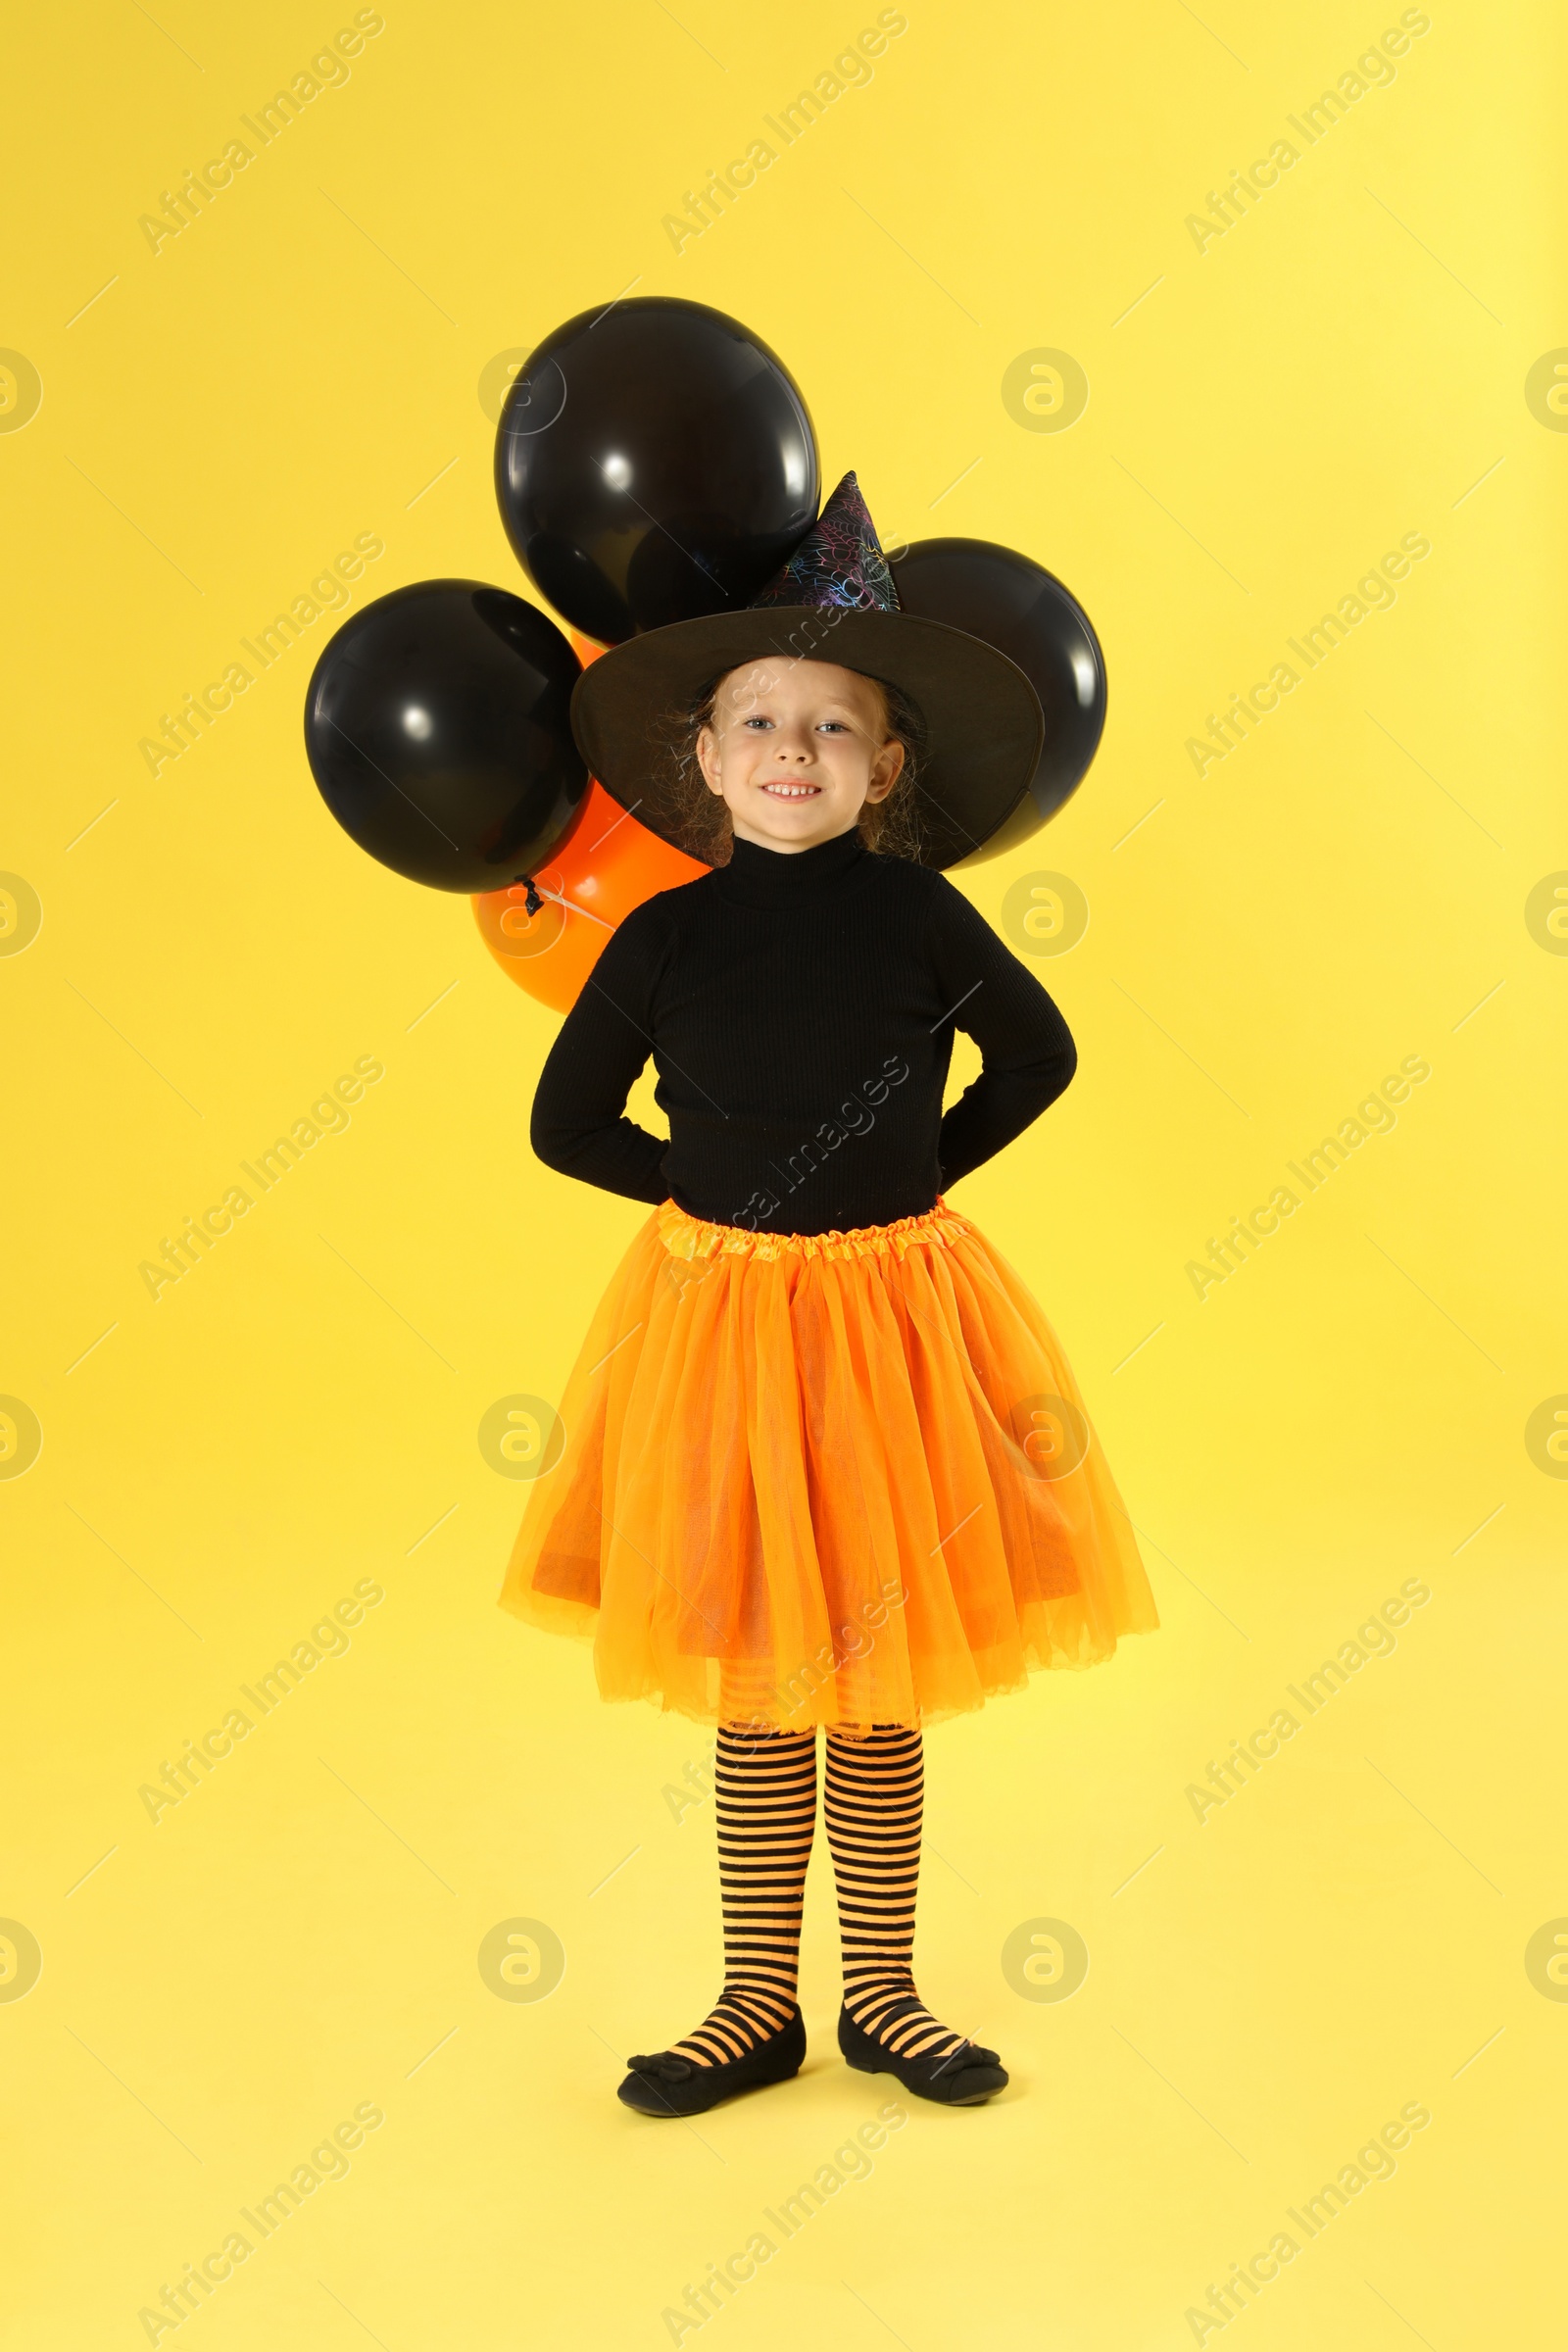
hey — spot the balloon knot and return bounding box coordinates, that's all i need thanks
[521,876,543,916]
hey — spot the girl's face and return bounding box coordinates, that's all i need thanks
[695,659,904,854]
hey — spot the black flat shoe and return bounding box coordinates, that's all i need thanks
[616,2006,807,2117]
[838,1998,1008,2106]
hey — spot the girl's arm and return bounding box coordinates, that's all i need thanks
[928,874,1078,1187]
[528,905,673,1203]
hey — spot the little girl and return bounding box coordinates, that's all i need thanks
[501,474,1158,2117]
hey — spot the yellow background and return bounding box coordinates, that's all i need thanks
[4,2,1564,2343]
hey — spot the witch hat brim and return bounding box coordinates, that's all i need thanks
[567,471,1044,871]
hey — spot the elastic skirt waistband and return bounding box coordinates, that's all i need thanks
[658,1197,970,1265]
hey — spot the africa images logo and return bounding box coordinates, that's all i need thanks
[1185,1054,1431,1299]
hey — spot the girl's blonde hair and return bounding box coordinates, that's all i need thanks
[652,663,930,867]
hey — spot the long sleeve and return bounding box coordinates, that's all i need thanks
[529,902,674,1203]
[928,875,1077,1188]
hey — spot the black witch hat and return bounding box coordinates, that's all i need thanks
[569,471,1044,869]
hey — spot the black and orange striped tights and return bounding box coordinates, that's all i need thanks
[668,1721,973,2069]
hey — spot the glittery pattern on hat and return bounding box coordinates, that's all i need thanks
[747,470,900,614]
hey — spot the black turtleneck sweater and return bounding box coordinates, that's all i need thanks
[529,828,1076,1236]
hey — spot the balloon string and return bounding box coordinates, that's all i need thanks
[517,877,615,934]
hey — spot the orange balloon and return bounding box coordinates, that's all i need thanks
[473,780,708,1013]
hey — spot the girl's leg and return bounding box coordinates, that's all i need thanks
[666,1723,818,2066]
[823,1722,974,2064]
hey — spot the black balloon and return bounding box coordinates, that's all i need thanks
[889,540,1106,859]
[304,582,586,893]
[495,297,819,643]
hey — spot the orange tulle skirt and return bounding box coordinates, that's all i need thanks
[499,1198,1158,1740]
